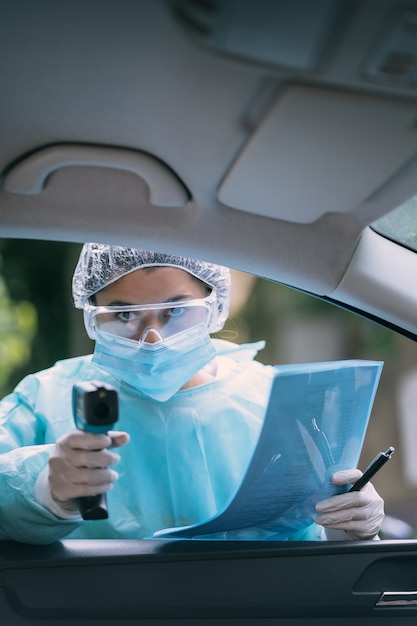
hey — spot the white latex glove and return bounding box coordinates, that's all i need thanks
[315,469,385,540]
[47,429,130,514]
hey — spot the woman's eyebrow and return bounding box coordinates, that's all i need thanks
[106,300,134,306]
[105,295,196,307]
[164,295,195,303]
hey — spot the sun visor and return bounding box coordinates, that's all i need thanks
[218,86,417,223]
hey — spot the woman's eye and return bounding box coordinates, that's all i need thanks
[117,311,140,323]
[164,306,186,318]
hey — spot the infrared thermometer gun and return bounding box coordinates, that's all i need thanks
[72,381,119,520]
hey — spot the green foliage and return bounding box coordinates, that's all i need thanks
[0,239,82,396]
[0,276,37,394]
[373,197,417,251]
[0,239,409,398]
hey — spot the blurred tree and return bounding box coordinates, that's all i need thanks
[229,275,401,366]
[0,239,81,395]
[0,274,37,394]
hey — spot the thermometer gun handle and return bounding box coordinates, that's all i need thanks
[72,381,119,520]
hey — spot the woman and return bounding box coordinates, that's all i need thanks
[0,244,384,543]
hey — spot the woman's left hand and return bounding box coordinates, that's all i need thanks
[315,469,384,540]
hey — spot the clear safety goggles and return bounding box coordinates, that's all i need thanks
[84,294,216,345]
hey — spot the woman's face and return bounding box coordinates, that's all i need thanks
[94,267,210,344]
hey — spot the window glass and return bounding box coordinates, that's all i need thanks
[372,196,417,252]
[1,240,417,540]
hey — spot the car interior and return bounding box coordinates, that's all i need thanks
[1,0,417,623]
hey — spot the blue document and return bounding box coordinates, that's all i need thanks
[154,360,383,539]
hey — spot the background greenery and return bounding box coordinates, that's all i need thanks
[0,238,402,398]
[0,237,410,397]
[0,239,82,395]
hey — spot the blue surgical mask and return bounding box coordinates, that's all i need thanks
[91,325,217,402]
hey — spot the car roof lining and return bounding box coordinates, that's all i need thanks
[1,0,417,331]
[2,139,417,295]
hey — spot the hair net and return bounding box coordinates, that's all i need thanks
[72,243,231,332]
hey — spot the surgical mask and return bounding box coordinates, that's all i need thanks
[91,325,217,402]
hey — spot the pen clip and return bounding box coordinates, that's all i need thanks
[383,446,395,459]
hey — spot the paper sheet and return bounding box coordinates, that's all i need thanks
[154,359,383,539]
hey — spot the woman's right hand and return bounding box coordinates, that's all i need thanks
[48,429,130,513]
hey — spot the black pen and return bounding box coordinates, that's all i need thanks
[349,446,395,492]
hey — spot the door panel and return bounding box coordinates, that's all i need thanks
[1,539,417,624]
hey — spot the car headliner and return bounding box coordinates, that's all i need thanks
[1,0,417,335]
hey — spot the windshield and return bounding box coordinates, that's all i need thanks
[372,196,417,252]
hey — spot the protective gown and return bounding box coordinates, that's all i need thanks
[0,340,322,544]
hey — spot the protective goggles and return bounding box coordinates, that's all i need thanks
[84,294,216,345]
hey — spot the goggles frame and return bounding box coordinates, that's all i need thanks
[84,293,217,344]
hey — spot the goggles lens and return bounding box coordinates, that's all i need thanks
[85,294,215,344]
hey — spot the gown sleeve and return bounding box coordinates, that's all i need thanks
[0,373,82,544]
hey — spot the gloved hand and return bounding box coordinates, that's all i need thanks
[48,429,130,514]
[315,469,385,540]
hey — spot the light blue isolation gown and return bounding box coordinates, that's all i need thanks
[0,340,322,544]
